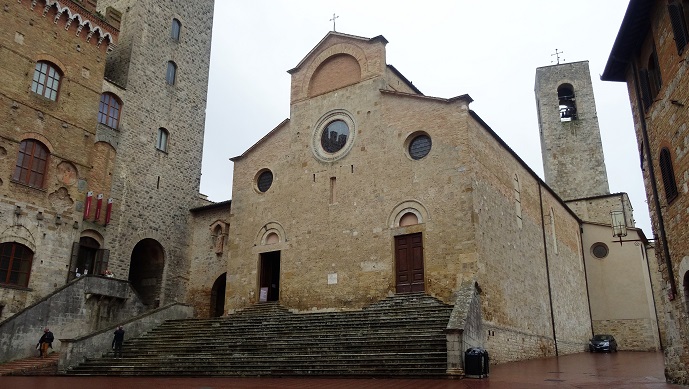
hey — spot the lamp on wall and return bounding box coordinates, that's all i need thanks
[611,210,627,245]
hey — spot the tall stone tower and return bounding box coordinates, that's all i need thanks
[94,0,214,307]
[535,61,610,201]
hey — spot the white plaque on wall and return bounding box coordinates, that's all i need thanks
[328,273,338,285]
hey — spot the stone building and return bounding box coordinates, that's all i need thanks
[537,61,661,352]
[0,0,119,319]
[225,32,593,364]
[0,0,214,321]
[602,0,689,383]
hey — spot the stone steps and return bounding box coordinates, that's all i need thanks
[66,293,453,377]
[0,353,59,376]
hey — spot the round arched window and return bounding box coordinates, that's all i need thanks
[408,134,432,160]
[320,120,349,153]
[256,170,273,193]
[591,243,609,259]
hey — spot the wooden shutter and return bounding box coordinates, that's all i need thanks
[660,148,679,202]
[669,4,688,54]
[94,249,110,276]
[639,69,653,111]
[68,242,80,282]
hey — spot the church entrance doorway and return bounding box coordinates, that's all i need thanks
[210,273,226,317]
[395,233,425,293]
[128,238,165,307]
[259,251,280,302]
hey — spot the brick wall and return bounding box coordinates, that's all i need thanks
[0,1,117,319]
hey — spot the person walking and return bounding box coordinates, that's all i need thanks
[112,325,125,358]
[37,327,54,358]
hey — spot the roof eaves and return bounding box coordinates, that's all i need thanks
[601,0,654,82]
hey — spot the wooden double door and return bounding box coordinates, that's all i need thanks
[395,233,425,293]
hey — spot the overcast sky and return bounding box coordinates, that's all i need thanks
[201,1,652,235]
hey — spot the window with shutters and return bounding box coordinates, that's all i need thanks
[557,84,577,121]
[98,92,122,129]
[31,61,62,101]
[669,1,689,55]
[12,139,49,188]
[660,147,679,203]
[639,48,662,111]
[0,242,33,287]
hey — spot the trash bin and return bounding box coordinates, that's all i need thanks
[465,347,489,378]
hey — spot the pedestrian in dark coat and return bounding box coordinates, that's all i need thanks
[112,325,125,358]
[37,327,54,358]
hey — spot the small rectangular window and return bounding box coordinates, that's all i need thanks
[156,128,169,152]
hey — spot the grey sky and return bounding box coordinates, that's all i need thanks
[201,1,651,234]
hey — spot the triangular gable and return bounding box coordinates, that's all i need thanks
[230,119,290,162]
[288,31,388,74]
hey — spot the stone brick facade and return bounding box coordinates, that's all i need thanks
[92,0,214,307]
[226,32,592,364]
[602,0,689,383]
[536,61,610,201]
[0,0,214,322]
[186,201,231,318]
[0,0,118,319]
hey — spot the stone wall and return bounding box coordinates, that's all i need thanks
[604,2,689,382]
[58,302,192,372]
[566,193,635,227]
[0,275,145,363]
[536,61,610,201]
[0,1,117,319]
[187,202,230,317]
[94,0,214,306]
[469,113,591,363]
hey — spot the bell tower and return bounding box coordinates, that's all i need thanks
[535,61,610,201]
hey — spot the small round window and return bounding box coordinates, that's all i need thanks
[408,134,432,160]
[591,243,609,259]
[321,120,349,153]
[256,170,273,193]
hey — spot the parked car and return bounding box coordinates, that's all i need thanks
[589,334,618,353]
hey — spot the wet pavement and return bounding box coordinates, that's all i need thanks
[0,351,686,388]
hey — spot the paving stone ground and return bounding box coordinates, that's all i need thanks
[0,351,686,388]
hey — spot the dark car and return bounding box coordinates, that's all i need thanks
[589,334,618,353]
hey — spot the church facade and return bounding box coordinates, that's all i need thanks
[224,32,593,363]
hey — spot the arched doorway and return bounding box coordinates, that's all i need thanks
[128,238,165,307]
[210,273,226,317]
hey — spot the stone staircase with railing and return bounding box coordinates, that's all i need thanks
[65,293,453,377]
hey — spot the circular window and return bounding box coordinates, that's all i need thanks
[591,243,609,259]
[321,120,349,153]
[256,170,273,193]
[312,110,356,162]
[405,132,432,160]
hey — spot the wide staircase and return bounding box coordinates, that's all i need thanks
[66,293,453,377]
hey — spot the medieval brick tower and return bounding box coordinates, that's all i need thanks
[535,61,610,201]
[90,0,214,307]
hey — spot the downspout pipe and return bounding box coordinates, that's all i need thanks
[538,184,558,356]
[631,61,677,297]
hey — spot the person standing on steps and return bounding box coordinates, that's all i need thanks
[112,325,125,358]
[37,327,54,358]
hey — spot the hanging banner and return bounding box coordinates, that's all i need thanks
[83,191,93,218]
[95,194,104,220]
[105,198,113,225]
